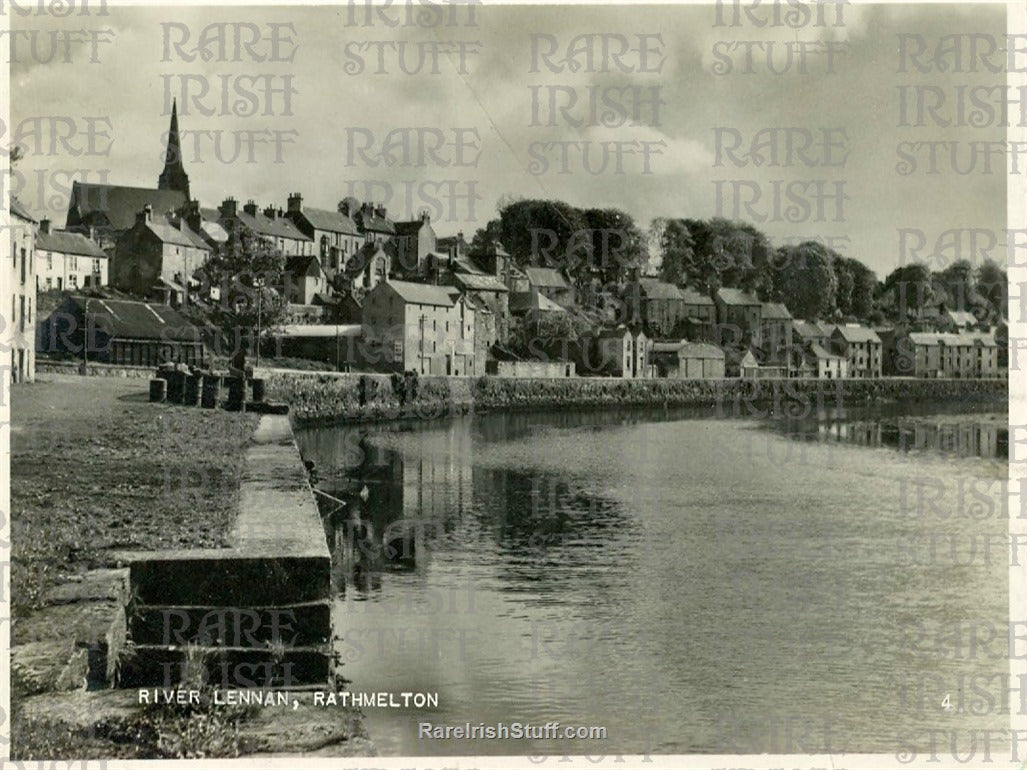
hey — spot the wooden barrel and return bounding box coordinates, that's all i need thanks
[166,370,186,403]
[201,375,221,409]
[148,378,167,403]
[225,376,246,412]
[250,378,266,403]
[182,374,202,406]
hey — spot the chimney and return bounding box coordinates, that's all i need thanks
[263,205,278,220]
[220,197,237,218]
[39,218,51,234]
[243,200,258,217]
[136,204,153,225]
[375,204,387,218]
[421,210,430,223]
[185,199,202,233]
[287,193,302,213]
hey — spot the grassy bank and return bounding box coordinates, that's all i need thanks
[10,375,373,759]
[10,376,259,620]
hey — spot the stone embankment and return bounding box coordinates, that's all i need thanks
[262,369,1008,425]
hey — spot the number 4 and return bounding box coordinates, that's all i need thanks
[942,694,952,711]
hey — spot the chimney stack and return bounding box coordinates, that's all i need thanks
[243,200,258,217]
[39,218,51,234]
[220,197,237,218]
[287,193,302,213]
[263,205,278,220]
[137,204,153,225]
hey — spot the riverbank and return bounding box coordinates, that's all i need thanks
[10,376,372,759]
[263,369,1008,426]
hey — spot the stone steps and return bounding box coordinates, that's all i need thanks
[117,644,332,689]
[117,415,334,690]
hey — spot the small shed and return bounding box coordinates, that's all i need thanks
[38,295,206,367]
[651,340,726,379]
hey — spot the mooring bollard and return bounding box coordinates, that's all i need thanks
[225,376,245,412]
[183,374,202,406]
[251,377,266,404]
[148,378,167,403]
[201,375,221,409]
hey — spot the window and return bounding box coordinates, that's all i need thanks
[20,248,26,283]
[93,259,102,275]
[46,253,52,270]
[69,274,78,288]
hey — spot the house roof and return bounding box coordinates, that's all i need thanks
[437,234,470,255]
[355,208,395,235]
[285,254,322,277]
[636,278,682,300]
[807,343,844,361]
[59,296,202,342]
[908,331,996,347]
[946,310,977,326]
[761,302,792,320]
[509,291,565,314]
[276,324,362,338]
[793,320,827,339]
[10,196,36,222]
[384,280,461,307]
[679,287,714,305]
[297,206,360,236]
[68,182,186,231]
[454,273,508,293]
[652,340,724,358]
[145,217,210,250]
[234,210,312,242]
[525,266,569,289]
[833,324,881,344]
[393,219,428,237]
[36,230,107,258]
[716,287,761,306]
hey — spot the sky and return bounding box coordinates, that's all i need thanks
[8,2,1008,277]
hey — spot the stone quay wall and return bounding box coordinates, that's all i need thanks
[261,369,1008,426]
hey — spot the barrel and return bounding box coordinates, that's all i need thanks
[225,376,246,412]
[250,378,266,403]
[201,375,221,409]
[182,374,202,406]
[148,378,167,403]
[166,370,186,403]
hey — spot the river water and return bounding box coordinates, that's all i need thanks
[295,401,1009,757]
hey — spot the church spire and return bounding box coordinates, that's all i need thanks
[158,98,190,200]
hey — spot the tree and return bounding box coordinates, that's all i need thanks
[657,219,693,286]
[881,263,933,320]
[976,259,1007,321]
[581,207,646,286]
[497,199,590,272]
[672,218,772,294]
[198,225,288,353]
[774,241,839,320]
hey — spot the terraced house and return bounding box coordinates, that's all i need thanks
[8,197,37,383]
[830,324,882,378]
[284,193,362,282]
[35,219,109,290]
[893,331,999,379]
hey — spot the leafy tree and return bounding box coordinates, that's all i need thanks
[197,225,288,353]
[976,258,1007,321]
[846,258,877,319]
[581,207,646,285]
[881,263,934,320]
[673,218,773,294]
[774,241,838,320]
[657,219,694,286]
[497,199,590,272]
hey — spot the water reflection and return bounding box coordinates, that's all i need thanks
[295,401,1008,756]
[763,407,1007,459]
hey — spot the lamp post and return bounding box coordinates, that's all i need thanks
[254,277,265,369]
